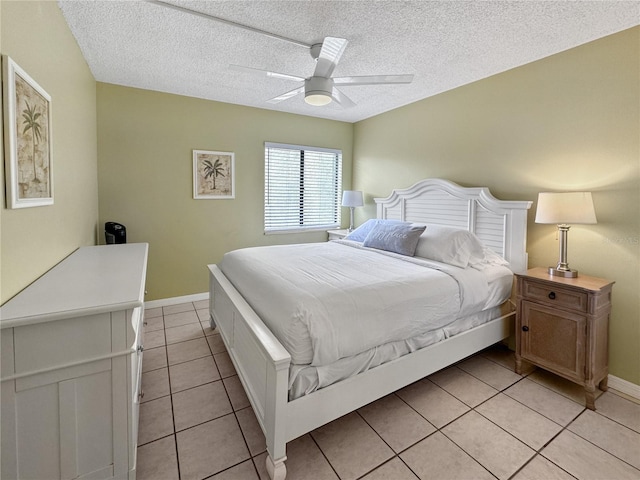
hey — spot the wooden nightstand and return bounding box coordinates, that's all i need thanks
[327,229,350,240]
[515,267,614,410]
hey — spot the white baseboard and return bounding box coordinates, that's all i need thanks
[608,374,640,401]
[145,292,209,310]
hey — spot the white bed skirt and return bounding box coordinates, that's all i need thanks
[288,304,508,399]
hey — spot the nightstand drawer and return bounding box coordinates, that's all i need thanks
[521,279,588,313]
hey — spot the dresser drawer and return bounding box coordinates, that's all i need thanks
[520,278,588,313]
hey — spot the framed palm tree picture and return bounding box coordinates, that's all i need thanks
[2,56,53,209]
[193,150,235,199]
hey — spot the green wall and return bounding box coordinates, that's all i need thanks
[96,84,353,300]
[0,1,98,303]
[353,27,640,385]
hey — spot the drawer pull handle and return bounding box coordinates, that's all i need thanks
[522,326,529,332]
[548,292,556,300]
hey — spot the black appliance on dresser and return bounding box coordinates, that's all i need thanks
[105,222,126,244]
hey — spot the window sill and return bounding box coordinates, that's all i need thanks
[264,226,340,235]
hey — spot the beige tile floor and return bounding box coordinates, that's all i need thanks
[137,301,640,480]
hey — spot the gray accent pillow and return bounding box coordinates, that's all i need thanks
[363,223,426,256]
[345,219,409,242]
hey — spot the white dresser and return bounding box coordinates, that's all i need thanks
[1,243,148,480]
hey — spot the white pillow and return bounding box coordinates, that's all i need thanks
[470,247,511,270]
[413,224,485,268]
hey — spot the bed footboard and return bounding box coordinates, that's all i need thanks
[209,264,516,480]
[208,265,290,480]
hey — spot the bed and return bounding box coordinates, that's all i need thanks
[207,179,532,479]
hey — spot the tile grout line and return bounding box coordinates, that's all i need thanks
[140,310,640,480]
[437,362,640,479]
[589,399,640,435]
[388,366,570,480]
[352,406,431,480]
[171,302,210,480]
[162,309,182,480]
[444,369,578,480]
[352,408,401,479]
[473,373,583,480]
[559,411,640,475]
[351,373,504,479]
[164,301,263,480]
[139,303,204,478]
[201,303,264,480]
[308,430,343,480]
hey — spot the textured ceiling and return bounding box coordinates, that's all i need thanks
[58,0,639,123]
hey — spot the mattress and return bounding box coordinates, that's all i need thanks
[219,241,512,368]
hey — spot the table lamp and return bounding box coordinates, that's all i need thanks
[342,190,364,231]
[535,191,597,278]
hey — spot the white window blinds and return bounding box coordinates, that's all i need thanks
[265,142,342,233]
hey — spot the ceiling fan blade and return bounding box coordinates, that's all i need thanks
[266,86,305,104]
[333,74,414,86]
[230,64,305,82]
[331,88,356,109]
[313,37,348,78]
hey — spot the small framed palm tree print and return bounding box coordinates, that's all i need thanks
[3,56,53,209]
[193,150,235,199]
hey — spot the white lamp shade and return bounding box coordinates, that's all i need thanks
[535,192,597,225]
[342,190,364,207]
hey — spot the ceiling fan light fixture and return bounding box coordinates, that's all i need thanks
[305,92,332,106]
[304,77,333,106]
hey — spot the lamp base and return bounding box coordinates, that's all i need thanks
[348,207,355,232]
[548,267,578,278]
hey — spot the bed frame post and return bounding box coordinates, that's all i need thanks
[265,452,286,480]
[264,361,288,480]
[208,265,292,480]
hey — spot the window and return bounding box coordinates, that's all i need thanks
[265,142,342,233]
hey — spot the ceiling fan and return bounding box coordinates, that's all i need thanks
[231,37,414,108]
[145,0,414,108]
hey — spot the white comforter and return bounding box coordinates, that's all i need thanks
[219,240,492,367]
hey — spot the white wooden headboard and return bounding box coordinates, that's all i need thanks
[375,179,532,273]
